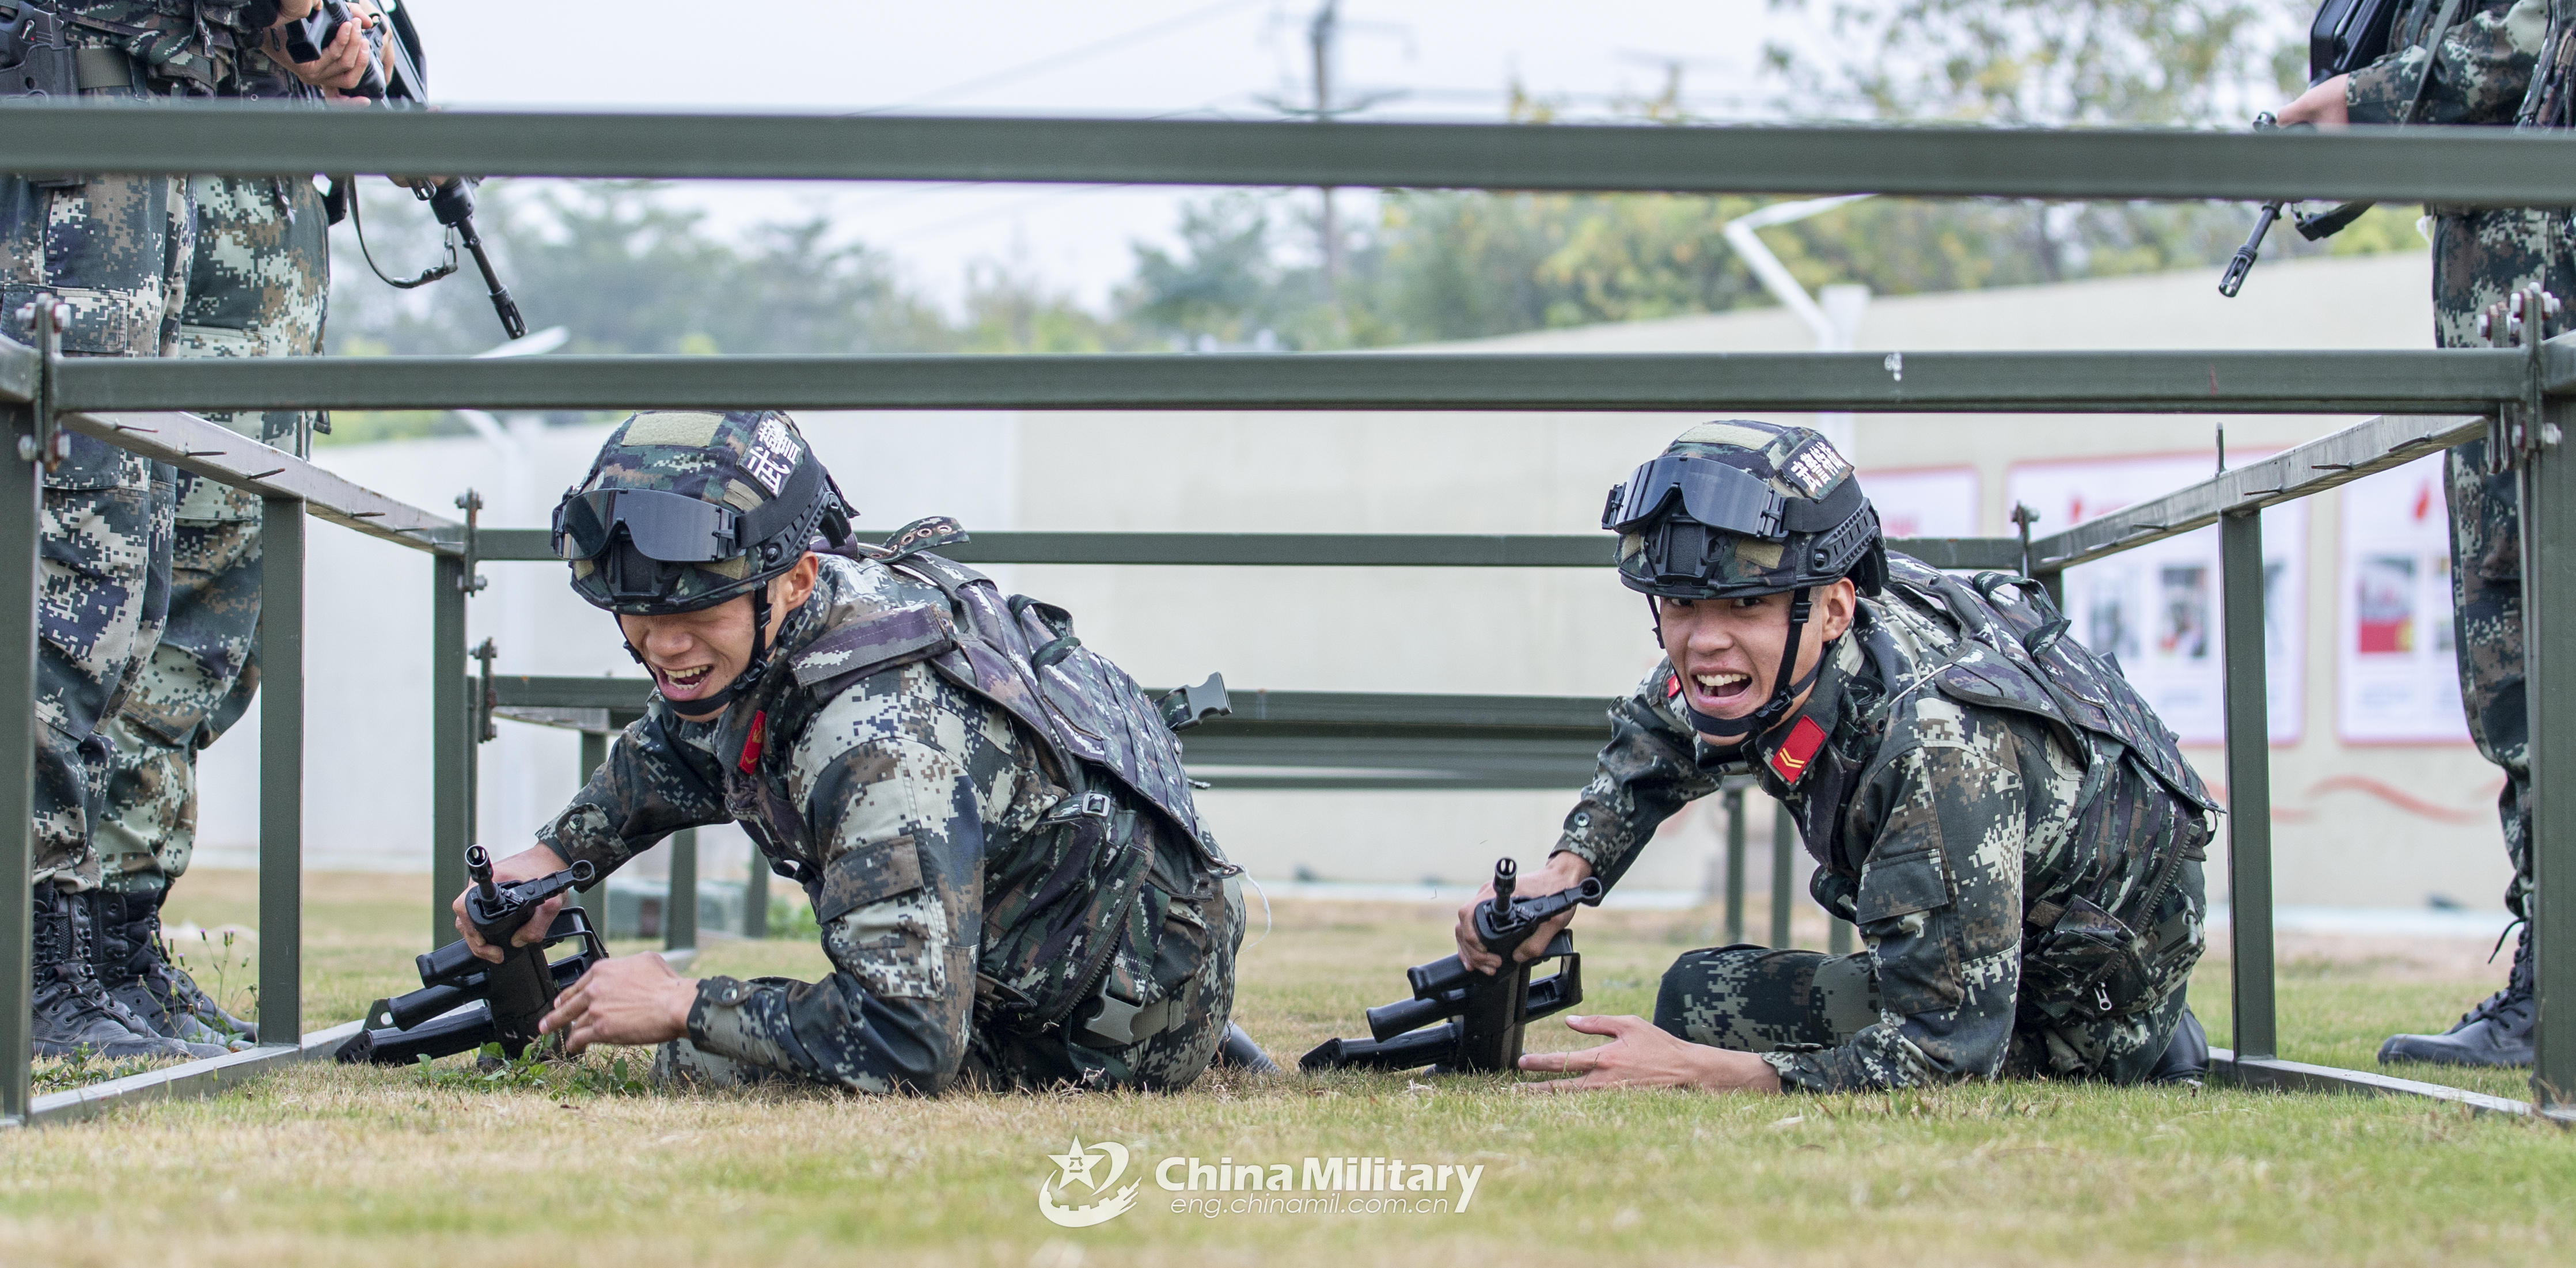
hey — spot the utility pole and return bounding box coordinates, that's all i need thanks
[1308,0,1341,284]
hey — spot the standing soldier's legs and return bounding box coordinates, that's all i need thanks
[2382,208,2575,1067]
[2,171,211,1060]
[94,173,325,1047]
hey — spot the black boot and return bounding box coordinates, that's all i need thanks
[2379,922,2535,1068]
[29,883,199,1061]
[2145,1007,2210,1085]
[93,889,251,1051]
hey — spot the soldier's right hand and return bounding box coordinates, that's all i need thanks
[452,845,572,965]
[1453,853,1595,975]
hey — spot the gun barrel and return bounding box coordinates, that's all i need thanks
[385,980,473,1032]
[1367,992,1463,1042]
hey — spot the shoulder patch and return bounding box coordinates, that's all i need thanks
[1768,715,1828,784]
[792,603,956,689]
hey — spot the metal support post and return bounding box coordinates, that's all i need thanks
[2525,394,2576,1110]
[257,496,305,1044]
[0,329,48,1119]
[579,730,606,784]
[430,555,468,947]
[742,851,769,939]
[1830,917,1854,956]
[1722,785,1745,944]
[1770,800,1795,948]
[665,828,697,952]
[2219,508,2277,1061]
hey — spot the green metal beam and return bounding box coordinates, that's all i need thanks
[0,339,31,407]
[257,496,305,1048]
[430,559,469,949]
[464,527,2023,571]
[0,408,37,1121]
[2220,509,2277,1062]
[2528,398,2576,1111]
[2029,413,2491,572]
[56,408,460,553]
[10,103,2576,206]
[47,348,2532,416]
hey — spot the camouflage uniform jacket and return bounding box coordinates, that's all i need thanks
[2344,0,2544,127]
[47,1,261,96]
[538,546,1227,1093]
[1556,555,2215,1091]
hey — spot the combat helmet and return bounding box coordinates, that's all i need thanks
[1600,420,1885,740]
[553,409,851,707]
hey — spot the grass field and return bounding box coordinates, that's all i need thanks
[5,869,2569,1267]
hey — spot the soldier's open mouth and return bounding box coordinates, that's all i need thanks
[1692,671,1752,704]
[657,664,715,697]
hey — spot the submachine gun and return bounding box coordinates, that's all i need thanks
[336,848,603,1065]
[1301,859,1604,1075]
[289,0,526,339]
[2220,0,2443,297]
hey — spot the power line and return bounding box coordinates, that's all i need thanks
[856,0,1261,114]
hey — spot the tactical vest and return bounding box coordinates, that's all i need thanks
[722,519,1226,1039]
[1797,555,2214,1024]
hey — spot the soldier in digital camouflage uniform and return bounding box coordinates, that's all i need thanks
[87,35,335,1052]
[2279,0,2573,1067]
[0,0,304,1060]
[453,411,1252,1094]
[1494,423,2213,1094]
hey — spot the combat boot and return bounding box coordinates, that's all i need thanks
[2379,923,2534,1068]
[93,889,252,1051]
[28,883,202,1061]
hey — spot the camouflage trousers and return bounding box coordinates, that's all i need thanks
[1653,944,2191,1085]
[97,485,263,895]
[95,174,324,895]
[656,875,1246,1094]
[3,172,192,891]
[2430,208,2576,921]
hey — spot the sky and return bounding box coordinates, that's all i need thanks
[401,0,1803,312]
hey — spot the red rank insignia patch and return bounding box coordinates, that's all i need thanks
[737,709,767,773]
[1666,673,1683,702]
[1768,715,1827,784]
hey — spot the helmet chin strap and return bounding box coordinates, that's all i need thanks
[1683,587,1818,746]
[625,585,777,719]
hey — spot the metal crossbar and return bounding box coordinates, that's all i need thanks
[1,105,2566,1129]
[8,104,2576,206]
[38,348,2540,415]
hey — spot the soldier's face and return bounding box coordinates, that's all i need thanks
[616,555,822,719]
[1656,579,1857,722]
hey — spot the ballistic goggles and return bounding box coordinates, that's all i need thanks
[1602,454,1789,538]
[552,489,741,564]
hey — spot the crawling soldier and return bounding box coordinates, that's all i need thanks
[1481,422,2213,1094]
[454,410,1246,1093]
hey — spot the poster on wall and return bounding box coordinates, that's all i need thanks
[2005,453,2306,746]
[2338,455,2471,744]
[1861,466,1981,541]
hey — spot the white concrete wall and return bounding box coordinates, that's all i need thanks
[196,248,2513,916]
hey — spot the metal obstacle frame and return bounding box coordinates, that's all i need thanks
[0,103,2571,1125]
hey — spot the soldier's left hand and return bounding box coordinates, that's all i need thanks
[1516,1014,1784,1094]
[540,954,697,1053]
